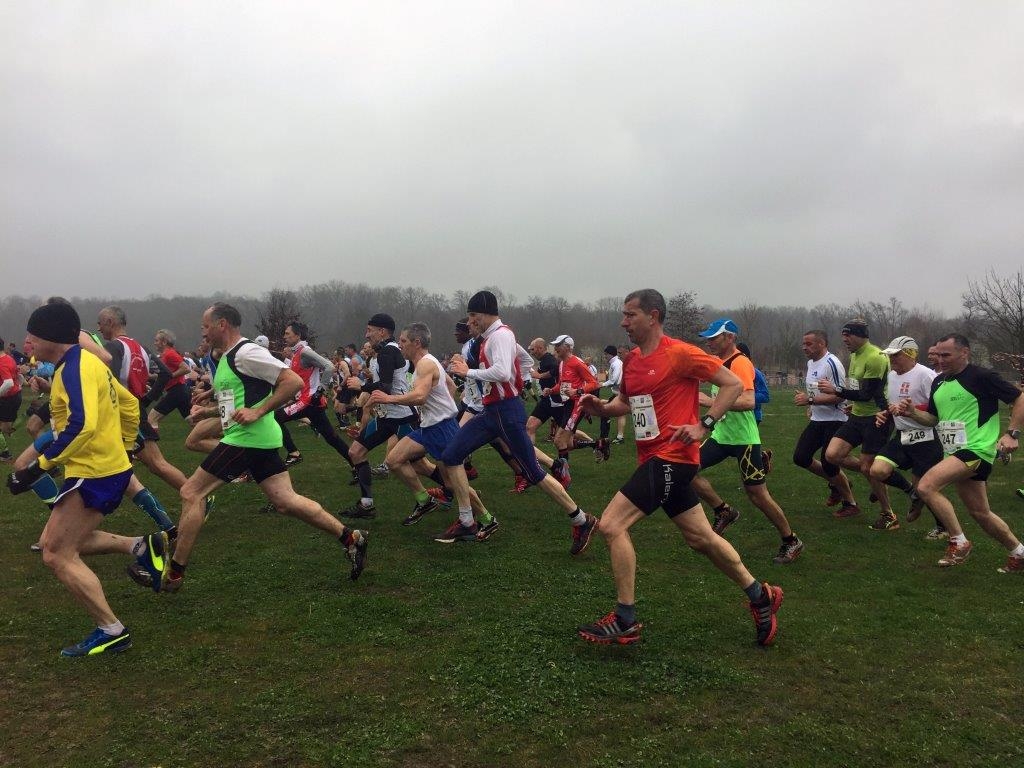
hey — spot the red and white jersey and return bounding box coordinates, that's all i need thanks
[288,340,322,410]
[469,321,523,405]
[116,335,151,399]
[621,335,722,466]
[0,353,20,398]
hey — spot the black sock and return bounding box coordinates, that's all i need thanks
[884,471,913,494]
[170,559,186,578]
[356,462,372,497]
[339,528,354,547]
[616,602,636,625]
[744,580,764,602]
[783,534,798,544]
[430,466,445,485]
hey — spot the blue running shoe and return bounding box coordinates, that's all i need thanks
[60,627,132,657]
[135,531,170,593]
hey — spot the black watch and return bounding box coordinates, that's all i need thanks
[1008,429,1021,440]
[700,414,717,430]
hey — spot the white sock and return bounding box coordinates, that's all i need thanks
[361,497,373,507]
[99,620,125,636]
[130,536,146,556]
[950,533,968,546]
[569,510,587,526]
[1010,544,1024,557]
[459,507,474,526]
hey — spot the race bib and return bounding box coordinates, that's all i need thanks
[900,428,934,445]
[936,420,967,453]
[216,389,237,431]
[845,377,861,391]
[628,394,660,441]
[806,384,820,400]
[372,403,388,419]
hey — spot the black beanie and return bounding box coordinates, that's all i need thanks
[467,290,499,315]
[604,345,617,355]
[27,303,81,344]
[841,321,869,338]
[367,313,396,332]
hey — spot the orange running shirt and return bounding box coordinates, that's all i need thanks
[621,335,723,465]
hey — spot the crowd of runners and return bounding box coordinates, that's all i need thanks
[3,288,1022,658]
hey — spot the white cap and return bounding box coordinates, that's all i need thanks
[254,335,270,348]
[881,335,918,355]
[549,334,574,347]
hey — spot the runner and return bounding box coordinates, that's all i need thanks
[900,334,1024,571]
[0,336,21,461]
[575,289,783,646]
[691,318,803,565]
[147,329,192,431]
[150,302,369,592]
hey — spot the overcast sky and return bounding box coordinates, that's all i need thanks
[2,2,1022,312]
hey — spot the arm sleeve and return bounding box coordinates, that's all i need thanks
[606,359,622,389]
[466,329,515,383]
[840,377,885,403]
[980,367,1024,405]
[366,345,403,394]
[300,347,336,379]
[0,379,12,397]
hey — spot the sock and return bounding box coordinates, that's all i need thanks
[477,509,493,525]
[30,472,60,505]
[616,602,636,625]
[558,450,570,462]
[744,580,765,603]
[568,508,587,526]
[1010,544,1024,557]
[360,497,373,507]
[170,559,186,577]
[429,466,445,485]
[459,507,474,526]
[714,502,730,513]
[98,620,125,636]
[783,534,798,544]
[415,490,429,504]
[616,433,624,440]
[339,529,355,547]
[356,461,372,497]
[130,536,146,557]
[0,433,7,451]
[950,533,968,546]
[132,489,174,529]
[883,472,913,493]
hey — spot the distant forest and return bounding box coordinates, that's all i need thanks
[3,271,1022,377]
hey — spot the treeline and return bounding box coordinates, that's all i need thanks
[3,270,1021,377]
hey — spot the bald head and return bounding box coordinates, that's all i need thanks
[528,338,547,358]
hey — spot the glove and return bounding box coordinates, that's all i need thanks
[7,461,46,495]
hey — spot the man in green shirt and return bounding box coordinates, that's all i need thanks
[818,320,916,530]
[691,319,803,565]
[900,333,1024,572]
[158,302,370,592]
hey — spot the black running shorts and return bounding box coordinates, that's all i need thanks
[619,458,700,518]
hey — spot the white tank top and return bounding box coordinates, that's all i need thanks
[418,353,459,428]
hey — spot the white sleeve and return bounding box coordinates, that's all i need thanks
[300,347,336,379]
[467,328,514,383]
[0,379,13,397]
[234,343,289,385]
[516,344,534,379]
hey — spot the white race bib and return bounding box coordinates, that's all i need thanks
[216,389,237,431]
[936,420,967,453]
[628,394,660,441]
[372,403,388,419]
[845,377,861,391]
[900,428,934,445]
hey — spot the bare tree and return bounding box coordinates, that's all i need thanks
[962,268,1024,363]
[256,288,305,348]
[664,291,704,342]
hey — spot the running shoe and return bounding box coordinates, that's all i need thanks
[762,448,774,474]
[772,538,804,564]
[126,562,152,589]
[371,462,390,477]
[509,475,529,494]
[577,611,642,645]
[403,498,439,526]
[937,540,973,567]
[925,526,949,541]
[426,486,454,506]
[712,505,740,535]
[284,453,303,467]
[135,531,170,593]
[340,501,377,519]
[824,484,842,507]
[260,502,277,514]
[552,458,572,490]
[749,583,784,647]
[30,541,42,553]
[869,512,900,531]
[476,517,500,540]
[833,502,861,519]
[434,519,480,543]
[0,450,12,462]
[162,574,184,593]
[465,466,479,481]
[1016,488,1024,501]
[612,436,624,445]
[594,438,611,463]
[570,513,598,556]
[997,553,1024,574]
[907,491,925,523]
[60,627,132,657]
[346,529,369,581]
[230,471,252,484]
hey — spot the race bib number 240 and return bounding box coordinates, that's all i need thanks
[628,394,660,441]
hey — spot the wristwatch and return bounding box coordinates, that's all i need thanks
[700,414,717,430]
[1007,429,1021,440]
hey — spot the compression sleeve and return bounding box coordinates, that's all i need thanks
[839,377,885,405]
[299,347,336,379]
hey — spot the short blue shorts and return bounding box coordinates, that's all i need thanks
[53,468,132,515]
[408,418,460,460]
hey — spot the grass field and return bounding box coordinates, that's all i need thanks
[3,390,1024,767]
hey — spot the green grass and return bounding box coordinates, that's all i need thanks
[3,391,1024,767]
